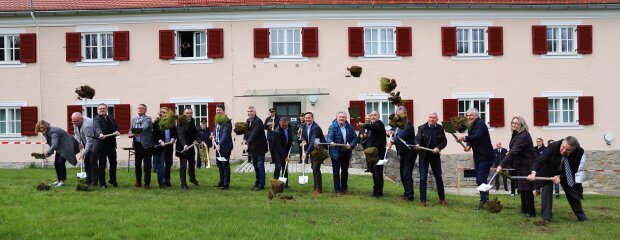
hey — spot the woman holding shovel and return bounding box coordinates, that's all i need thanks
[36,120,79,187]
[496,116,537,217]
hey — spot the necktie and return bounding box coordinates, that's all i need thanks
[284,128,289,142]
[563,156,575,187]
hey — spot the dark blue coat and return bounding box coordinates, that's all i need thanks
[214,119,233,154]
[326,120,358,161]
[244,116,268,155]
[301,122,325,154]
[464,118,494,162]
[272,126,294,164]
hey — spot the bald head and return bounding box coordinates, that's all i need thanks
[71,112,84,127]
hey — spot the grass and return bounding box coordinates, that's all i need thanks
[0,167,618,240]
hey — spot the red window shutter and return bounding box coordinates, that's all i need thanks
[348,27,364,57]
[302,27,319,57]
[19,33,37,63]
[207,28,224,58]
[489,98,505,127]
[66,105,83,135]
[349,100,365,131]
[66,32,82,62]
[578,96,594,125]
[208,102,225,132]
[441,27,457,56]
[487,26,503,56]
[159,103,176,112]
[577,25,593,54]
[395,27,412,56]
[159,30,175,60]
[442,99,458,122]
[533,97,549,126]
[532,25,547,55]
[403,100,414,124]
[113,31,130,61]
[113,104,131,134]
[20,106,38,136]
[254,28,270,58]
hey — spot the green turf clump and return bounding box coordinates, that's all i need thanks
[450,116,469,133]
[364,147,379,166]
[347,66,362,77]
[214,114,229,126]
[36,183,50,191]
[158,112,176,130]
[233,122,248,135]
[75,85,96,100]
[380,77,397,93]
[487,197,503,213]
[310,145,329,165]
[31,152,46,159]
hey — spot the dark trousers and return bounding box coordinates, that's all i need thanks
[419,155,445,202]
[331,152,350,193]
[519,190,536,216]
[217,151,231,187]
[54,154,67,182]
[88,151,100,185]
[399,151,415,200]
[541,179,587,221]
[250,153,266,188]
[576,183,584,199]
[554,183,561,195]
[179,155,196,187]
[311,157,323,192]
[274,160,289,187]
[83,152,91,183]
[97,147,117,186]
[475,160,493,203]
[134,142,152,186]
[371,165,384,196]
[162,146,173,185]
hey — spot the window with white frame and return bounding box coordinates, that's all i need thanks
[83,33,113,61]
[457,27,487,56]
[365,101,396,126]
[0,35,20,62]
[548,97,577,125]
[177,31,207,59]
[0,107,21,135]
[176,103,208,128]
[83,105,115,119]
[458,99,488,124]
[364,27,395,57]
[547,26,576,54]
[270,28,301,57]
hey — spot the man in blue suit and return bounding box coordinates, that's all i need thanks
[301,112,326,195]
[457,108,494,210]
[387,106,417,202]
[214,104,233,190]
[272,117,294,188]
[327,112,358,196]
[244,106,268,191]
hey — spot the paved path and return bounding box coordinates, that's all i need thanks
[234,161,370,175]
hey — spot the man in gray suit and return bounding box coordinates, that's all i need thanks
[128,104,154,189]
[71,112,95,184]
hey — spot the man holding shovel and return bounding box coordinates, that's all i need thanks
[386,106,416,202]
[361,111,387,198]
[327,112,358,196]
[272,117,294,188]
[415,111,448,207]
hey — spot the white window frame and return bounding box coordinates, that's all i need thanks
[269,28,302,59]
[263,22,308,63]
[168,24,214,65]
[546,26,578,56]
[81,32,114,63]
[75,26,120,67]
[170,97,214,128]
[541,91,583,130]
[358,93,396,129]
[0,29,25,67]
[363,27,396,58]
[456,27,488,57]
[452,92,495,131]
[0,101,26,139]
[451,21,493,60]
[0,34,20,63]
[175,30,208,60]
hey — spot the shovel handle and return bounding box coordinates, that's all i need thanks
[449,132,468,151]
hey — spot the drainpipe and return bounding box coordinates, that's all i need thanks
[30,0,43,151]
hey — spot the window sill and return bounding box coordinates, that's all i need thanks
[169,58,214,65]
[543,125,584,130]
[0,136,27,141]
[0,62,27,68]
[263,57,308,63]
[357,56,402,61]
[76,61,120,67]
[451,55,493,61]
[540,54,583,59]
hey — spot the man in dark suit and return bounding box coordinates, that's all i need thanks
[457,108,494,210]
[272,117,294,188]
[244,106,268,191]
[529,136,589,222]
[301,112,326,195]
[327,112,358,196]
[387,106,417,202]
[264,108,280,164]
[358,114,371,172]
[93,103,120,188]
[493,141,514,194]
[128,104,154,189]
[176,108,199,190]
[362,111,387,198]
[415,111,448,207]
[213,104,233,190]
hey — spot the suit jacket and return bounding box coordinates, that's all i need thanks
[326,120,359,161]
[493,147,508,167]
[392,122,416,159]
[534,145,546,157]
[464,118,494,162]
[44,127,79,166]
[500,131,536,176]
[152,119,177,154]
[358,127,370,149]
[197,126,213,148]
[301,122,326,154]
[215,119,233,154]
[272,126,294,164]
[93,114,120,153]
[244,116,268,155]
[130,115,154,149]
[176,118,197,158]
[532,140,585,184]
[263,115,280,141]
[415,123,447,161]
[73,116,94,156]
[363,120,387,157]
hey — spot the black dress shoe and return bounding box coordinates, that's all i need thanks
[578,217,589,222]
[254,186,264,191]
[109,181,118,188]
[190,180,200,186]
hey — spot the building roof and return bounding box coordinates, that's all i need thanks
[2,0,620,12]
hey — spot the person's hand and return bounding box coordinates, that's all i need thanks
[171,138,176,143]
[330,141,336,147]
[414,144,421,150]
[456,136,465,142]
[301,141,306,147]
[128,133,134,138]
[387,130,394,137]
[160,142,166,147]
[98,134,105,139]
[527,172,536,181]
[114,131,120,136]
[183,145,189,151]
[193,140,198,145]
[432,147,440,154]
[386,142,393,149]
[465,146,471,152]
[552,175,561,184]
[79,143,84,150]
[360,134,366,139]
[302,153,307,161]
[243,145,248,151]
[215,145,220,151]
[79,154,84,161]
[345,143,351,150]
[496,165,503,173]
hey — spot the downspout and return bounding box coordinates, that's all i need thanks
[30,0,44,154]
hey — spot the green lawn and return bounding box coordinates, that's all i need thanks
[0,168,618,239]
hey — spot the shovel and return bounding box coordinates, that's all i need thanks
[399,137,437,153]
[477,171,499,192]
[76,158,87,179]
[214,145,228,162]
[442,121,468,151]
[498,171,554,181]
[299,144,308,185]
[278,148,293,183]
[376,147,390,166]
